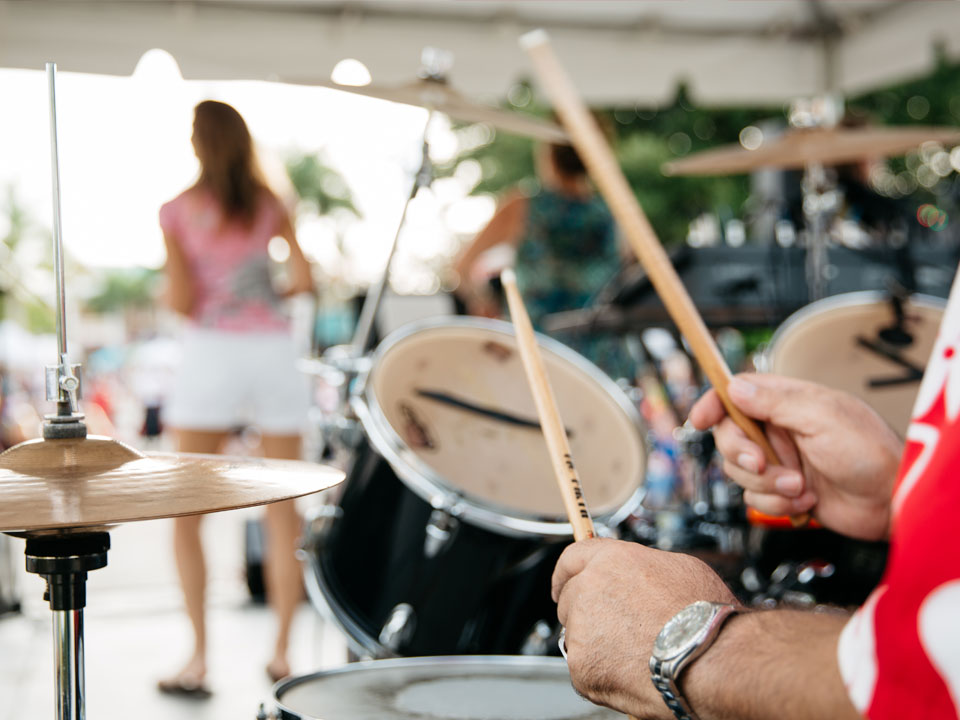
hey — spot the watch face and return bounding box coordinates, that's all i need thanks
[655,601,715,656]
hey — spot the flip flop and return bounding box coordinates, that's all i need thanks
[157,675,213,699]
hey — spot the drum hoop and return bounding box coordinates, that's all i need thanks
[273,654,573,712]
[355,316,646,538]
[759,290,946,372]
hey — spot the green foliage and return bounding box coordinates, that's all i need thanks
[285,153,360,217]
[83,268,160,314]
[442,84,768,245]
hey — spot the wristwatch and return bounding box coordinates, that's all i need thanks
[649,601,739,720]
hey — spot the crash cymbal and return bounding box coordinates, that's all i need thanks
[311,77,568,143]
[0,435,344,532]
[664,125,960,176]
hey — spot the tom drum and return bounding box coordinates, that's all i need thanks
[302,318,645,658]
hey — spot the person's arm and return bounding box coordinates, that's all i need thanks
[688,374,902,541]
[275,208,315,297]
[453,192,528,293]
[552,539,862,720]
[161,230,194,316]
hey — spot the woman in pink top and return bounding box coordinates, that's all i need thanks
[158,100,314,696]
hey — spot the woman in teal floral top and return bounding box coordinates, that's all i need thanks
[455,142,634,380]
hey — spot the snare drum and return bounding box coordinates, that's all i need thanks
[764,291,945,437]
[303,318,645,658]
[273,656,623,720]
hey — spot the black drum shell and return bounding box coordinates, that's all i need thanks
[306,435,567,657]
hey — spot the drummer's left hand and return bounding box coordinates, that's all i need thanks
[552,538,738,719]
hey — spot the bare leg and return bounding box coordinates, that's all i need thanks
[160,429,229,694]
[260,433,304,681]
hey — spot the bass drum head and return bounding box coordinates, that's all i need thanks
[274,656,624,720]
[766,292,945,437]
[363,318,645,531]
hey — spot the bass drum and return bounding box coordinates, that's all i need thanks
[303,318,645,658]
[273,656,624,720]
[763,291,945,438]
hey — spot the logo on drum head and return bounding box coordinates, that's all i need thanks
[399,402,437,451]
[483,341,513,362]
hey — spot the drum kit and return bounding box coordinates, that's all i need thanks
[289,45,960,720]
[6,49,959,720]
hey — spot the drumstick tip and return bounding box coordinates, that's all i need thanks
[500,267,517,287]
[519,29,550,50]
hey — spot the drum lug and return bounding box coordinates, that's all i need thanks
[519,620,556,655]
[304,504,343,547]
[423,507,460,559]
[379,602,416,652]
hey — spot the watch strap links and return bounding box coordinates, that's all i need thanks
[650,658,699,720]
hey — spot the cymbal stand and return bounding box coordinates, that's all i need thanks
[24,62,96,720]
[17,532,111,720]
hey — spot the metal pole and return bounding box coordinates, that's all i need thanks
[52,609,84,720]
[351,112,434,354]
[46,63,68,359]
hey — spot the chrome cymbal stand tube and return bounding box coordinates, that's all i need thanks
[43,62,85,441]
[21,533,110,720]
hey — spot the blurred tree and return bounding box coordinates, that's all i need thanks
[285,153,361,218]
[441,59,960,249]
[0,186,57,334]
[83,268,160,314]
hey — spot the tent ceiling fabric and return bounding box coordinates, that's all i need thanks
[2,1,959,106]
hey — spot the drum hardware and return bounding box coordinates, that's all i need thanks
[378,603,417,652]
[423,507,460,558]
[519,620,557,656]
[741,559,836,609]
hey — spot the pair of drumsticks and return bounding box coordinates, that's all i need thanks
[505,31,805,546]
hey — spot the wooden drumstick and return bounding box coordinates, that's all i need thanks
[520,30,808,527]
[501,268,595,541]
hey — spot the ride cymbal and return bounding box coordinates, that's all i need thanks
[0,435,344,532]
[664,125,960,176]
[309,77,568,143]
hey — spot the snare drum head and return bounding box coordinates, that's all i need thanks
[366,320,644,521]
[767,293,944,437]
[275,656,623,720]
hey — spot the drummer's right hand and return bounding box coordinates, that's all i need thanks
[688,374,902,541]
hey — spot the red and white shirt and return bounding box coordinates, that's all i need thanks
[839,271,960,718]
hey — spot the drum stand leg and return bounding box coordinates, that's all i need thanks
[21,532,110,720]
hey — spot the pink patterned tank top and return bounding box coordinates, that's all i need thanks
[159,188,290,333]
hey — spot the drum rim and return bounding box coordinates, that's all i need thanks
[759,290,946,371]
[354,316,647,538]
[273,654,574,719]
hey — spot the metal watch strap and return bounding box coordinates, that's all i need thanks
[650,658,698,720]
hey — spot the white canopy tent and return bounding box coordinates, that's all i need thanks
[2,0,960,107]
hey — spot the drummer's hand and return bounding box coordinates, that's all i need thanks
[688,374,902,540]
[552,538,738,719]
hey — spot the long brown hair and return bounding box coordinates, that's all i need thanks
[191,100,272,225]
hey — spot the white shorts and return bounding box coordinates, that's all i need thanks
[166,327,310,435]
